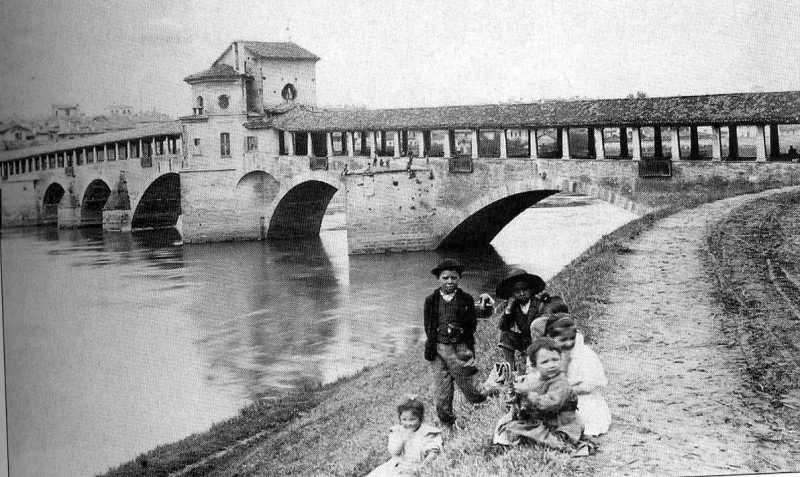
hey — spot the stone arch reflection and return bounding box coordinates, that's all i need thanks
[185,235,343,401]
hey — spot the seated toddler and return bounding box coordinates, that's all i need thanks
[367,396,443,476]
[493,338,594,455]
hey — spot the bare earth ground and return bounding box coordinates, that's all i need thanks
[589,188,800,476]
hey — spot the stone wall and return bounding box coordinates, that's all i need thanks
[0,178,38,226]
[345,166,439,253]
[258,59,316,106]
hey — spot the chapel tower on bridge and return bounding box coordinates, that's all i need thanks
[180,41,319,161]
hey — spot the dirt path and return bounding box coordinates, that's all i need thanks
[590,188,800,476]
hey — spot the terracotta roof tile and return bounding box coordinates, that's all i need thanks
[240,41,319,61]
[265,91,800,132]
[184,63,250,83]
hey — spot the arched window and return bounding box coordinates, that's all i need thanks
[194,96,204,115]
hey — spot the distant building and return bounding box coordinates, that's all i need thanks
[107,104,134,116]
[0,123,34,142]
[0,123,35,150]
[52,104,79,119]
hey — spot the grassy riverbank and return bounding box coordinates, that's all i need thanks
[104,180,783,477]
[704,190,800,435]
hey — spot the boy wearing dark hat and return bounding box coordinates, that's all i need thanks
[424,259,487,428]
[495,268,547,372]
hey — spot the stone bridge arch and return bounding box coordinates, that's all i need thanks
[131,173,181,230]
[80,179,112,227]
[266,173,340,240]
[436,181,560,250]
[41,181,67,224]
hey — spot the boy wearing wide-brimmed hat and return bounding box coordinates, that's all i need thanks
[495,268,547,372]
[423,259,487,428]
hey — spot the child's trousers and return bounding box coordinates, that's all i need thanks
[432,342,486,425]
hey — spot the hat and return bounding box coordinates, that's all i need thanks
[546,313,577,337]
[495,268,546,299]
[538,295,568,316]
[430,259,465,277]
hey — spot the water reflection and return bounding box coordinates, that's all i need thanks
[185,237,343,400]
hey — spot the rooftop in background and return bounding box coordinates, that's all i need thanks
[235,41,320,61]
[265,90,800,132]
[0,122,181,162]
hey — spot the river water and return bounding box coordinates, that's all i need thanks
[1,194,634,476]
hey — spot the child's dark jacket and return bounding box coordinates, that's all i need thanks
[423,288,477,360]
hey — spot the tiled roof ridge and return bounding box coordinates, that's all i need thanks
[309,90,800,115]
[236,41,319,60]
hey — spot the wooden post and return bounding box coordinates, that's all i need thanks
[561,128,570,159]
[728,125,738,159]
[499,130,508,159]
[443,130,452,158]
[769,124,780,158]
[619,127,629,157]
[689,126,699,159]
[653,127,663,157]
[287,132,295,155]
[307,132,314,157]
[471,129,479,159]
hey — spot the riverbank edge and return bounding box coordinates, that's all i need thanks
[102,184,779,477]
[703,190,800,441]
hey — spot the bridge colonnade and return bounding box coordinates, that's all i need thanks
[275,123,793,165]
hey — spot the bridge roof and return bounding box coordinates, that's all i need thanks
[267,91,800,132]
[0,122,181,162]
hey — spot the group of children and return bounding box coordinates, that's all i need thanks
[368,260,611,476]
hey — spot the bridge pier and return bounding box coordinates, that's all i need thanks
[57,205,82,229]
[102,209,132,232]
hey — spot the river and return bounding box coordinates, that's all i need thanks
[1,193,634,476]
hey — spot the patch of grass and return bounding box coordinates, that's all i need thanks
[704,190,800,402]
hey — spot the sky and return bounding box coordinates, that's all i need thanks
[1,0,799,119]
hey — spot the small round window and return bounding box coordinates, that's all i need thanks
[281,83,297,101]
[218,94,229,109]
